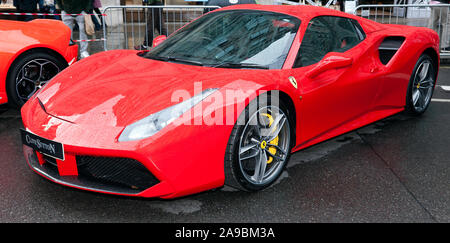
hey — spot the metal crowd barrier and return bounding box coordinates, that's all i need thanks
[102,5,220,51]
[354,4,450,58]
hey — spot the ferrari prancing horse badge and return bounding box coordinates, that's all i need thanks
[289,76,297,89]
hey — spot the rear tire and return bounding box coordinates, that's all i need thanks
[405,54,436,116]
[224,95,294,191]
[6,51,67,108]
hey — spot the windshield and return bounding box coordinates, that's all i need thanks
[144,10,301,69]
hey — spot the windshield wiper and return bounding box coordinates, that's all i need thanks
[212,62,269,69]
[147,55,204,66]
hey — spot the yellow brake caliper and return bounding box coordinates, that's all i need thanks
[261,113,279,164]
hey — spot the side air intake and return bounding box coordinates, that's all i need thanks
[378,36,406,65]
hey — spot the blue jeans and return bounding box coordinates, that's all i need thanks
[38,0,60,20]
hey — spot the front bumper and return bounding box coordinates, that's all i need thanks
[22,144,177,198]
[23,145,167,196]
[21,97,230,198]
[64,43,78,65]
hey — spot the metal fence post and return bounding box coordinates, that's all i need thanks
[101,5,220,52]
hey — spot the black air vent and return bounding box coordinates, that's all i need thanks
[76,156,159,191]
[378,36,406,65]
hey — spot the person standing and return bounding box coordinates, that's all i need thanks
[91,0,106,31]
[13,0,39,21]
[38,0,60,20]
[55,0,92,59]
[337,0,345,12]
[135,0,168,50]
[429,0,450,51]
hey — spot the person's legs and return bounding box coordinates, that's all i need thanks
[26,1,38,21]
[19,7,36,21]
[49,4,60,20]
[15,7,26,21]
[339,0,345,12]
[144,7,155,47]
[24,15,34,21]
[75,13,89,56]
[140,3,166,49]
[154,5,167,37]
[94,8,105,27]
[61,11,75,38]
[89,9,101,31]
[38,0,44,19]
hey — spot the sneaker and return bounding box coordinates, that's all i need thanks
[80,51,90,59]
[134,44,149,50]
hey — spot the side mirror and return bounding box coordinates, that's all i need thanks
[152,35,167,48]
[306,53,353,79]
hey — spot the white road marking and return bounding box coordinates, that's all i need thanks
[431,98,450,102]
[440,85,450,91]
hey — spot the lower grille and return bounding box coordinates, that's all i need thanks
[42,155,57,167]
[36,153,159,194]
[76,156,159,191]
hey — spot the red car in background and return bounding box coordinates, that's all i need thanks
[0,19,78,107]
[21,5,438,198]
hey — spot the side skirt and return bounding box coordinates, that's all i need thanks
[292,107,404,153]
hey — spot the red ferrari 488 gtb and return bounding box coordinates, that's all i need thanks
[21,5,439,198]
[0,19,78,107]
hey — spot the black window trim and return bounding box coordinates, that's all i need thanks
[350,19,366,41]
[293,15,366,68]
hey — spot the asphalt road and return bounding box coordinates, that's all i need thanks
[0,68,449,223]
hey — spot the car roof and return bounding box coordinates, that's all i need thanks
[216,4,351,20]
[215,4,386,33]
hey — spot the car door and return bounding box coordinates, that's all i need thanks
[289,16,382,144]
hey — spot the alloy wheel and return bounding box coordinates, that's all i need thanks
[15,58,60,103]
[411,59,435,113]
[238,106,291,185]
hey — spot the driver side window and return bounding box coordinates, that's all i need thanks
[294,16,365,68]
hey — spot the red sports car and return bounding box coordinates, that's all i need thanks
[0,19,78,107]
[21,5,439,198]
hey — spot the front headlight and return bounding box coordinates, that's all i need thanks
[118,88,218,142]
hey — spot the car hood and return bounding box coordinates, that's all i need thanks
[36,50,266,127]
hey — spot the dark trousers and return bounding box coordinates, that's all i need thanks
[16,8,36,21]
[143,3,167,46]
[339,0,345,12]
[90,8,105,30]
[14,0,38,21]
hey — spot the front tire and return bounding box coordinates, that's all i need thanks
[6,51,67,108]
[405,54,436,115]
[224,96,293,191]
